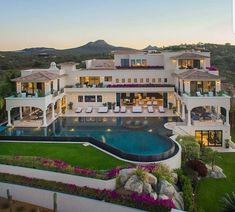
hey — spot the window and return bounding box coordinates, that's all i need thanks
[85,95,96,102]
[131,59,135,66]
[146,78,150,83]
[195,130,222,146]
[122,78,125,83]
[140,78,144,83]
[134,78,137,83]
[104,76,112,82]
[142,59,147,66]
[128,78,131,83]
[164,78,168,83]
[121,59,129,67]
[158,78,161,83]
[97,95,102,102]
[116,79,119,83]
[136,59,141,65]
[152,78,156,83]
[78,96,83,102]
[57,79,60,91]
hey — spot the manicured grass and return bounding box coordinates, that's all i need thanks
[196,153,235,212]
[0,142,128,170]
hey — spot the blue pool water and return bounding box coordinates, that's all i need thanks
[0,117,180,156]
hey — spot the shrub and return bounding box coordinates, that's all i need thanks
[221,192,235,212]
[134,168,146,182]
[177,136,200,163]
[177,169,194,212]
[152,164,174,184]
[187,160,208,177]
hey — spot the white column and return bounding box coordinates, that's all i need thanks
[226,109,230,126]
[182,103,185,120]
[187,108,191,126]
[19,107,23,119]
[7,110,12,127]
[52,104,55,120]
[42,110,47,127]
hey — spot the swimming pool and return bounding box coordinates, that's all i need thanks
[0,117,180,162]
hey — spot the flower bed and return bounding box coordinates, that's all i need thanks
[0,173,174,212]
[0,155,157,180]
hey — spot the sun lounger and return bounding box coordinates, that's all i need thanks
[148,106,154,113]
[147,101,152,106]
[114,106,120,113]
[120,106,126,113]
[208,92,214,97]
[196,91,202,97]
[75,107,82,113]
[132,106,142,113]
[86,107,93,113]
[153,101,158,106]
[98,106,108,113]
[158,106,165,113]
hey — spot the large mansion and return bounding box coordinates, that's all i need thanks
[5,50,231,147]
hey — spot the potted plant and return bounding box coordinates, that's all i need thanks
[68,102,73,110]
[225,139,230,149]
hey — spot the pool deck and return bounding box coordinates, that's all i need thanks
[64,107,177,118]
[10,107,178,128]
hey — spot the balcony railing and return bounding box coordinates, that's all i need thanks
[116,65,164,69]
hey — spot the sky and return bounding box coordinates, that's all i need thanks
[0,0,234,50]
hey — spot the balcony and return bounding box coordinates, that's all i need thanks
[182,92,230,110]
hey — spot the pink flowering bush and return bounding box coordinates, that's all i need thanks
[0,173,175,211]
[0,155,160,180]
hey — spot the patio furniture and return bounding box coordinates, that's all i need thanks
[196,91,202,97]
[147,101,152,106]
[120,106,127,113]
[208,92,214,97]
[148,106,154,113]
[153,101,158,106]
[158,106,165,113]
[132,106,142,113]
[98,106,108,113]
[75,107,82,113]
[114,106,120,113]
[86,107,93,113]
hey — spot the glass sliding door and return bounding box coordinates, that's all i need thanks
[195,130,222,146]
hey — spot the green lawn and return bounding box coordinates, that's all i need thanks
[196,153,235,212]
[0,142,128,170]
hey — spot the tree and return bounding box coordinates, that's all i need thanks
[200,147,221,170]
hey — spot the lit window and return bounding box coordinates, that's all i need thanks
[128,78,131,83]
[152,78,156,83]
[146,78,150,83]
[140,78,144,83]
[104,76,112,82]
[134,78,137,83]
[122,78,125,83]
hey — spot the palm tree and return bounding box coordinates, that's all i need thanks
[221,192,235,212]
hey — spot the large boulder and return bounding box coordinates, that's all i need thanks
[173,192,184,210]
[171,172,178,184]
[158,179,184,210]
[124,175,143,194]
[158,179,176,196]
[206,165,226,178]
[143,182,152,194]
[118,168,136,185]
[145,173,157,185]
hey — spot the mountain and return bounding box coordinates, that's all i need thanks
[0,40,136,56]
[58,40,135,55]
[143,45,159,51]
